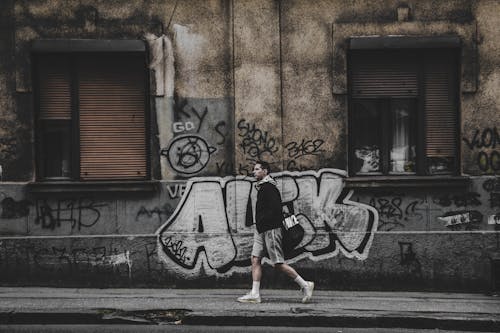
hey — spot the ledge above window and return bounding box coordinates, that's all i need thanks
[32,39,146,53]
[345,175,470,189]
[349,36,461,50]
[27,180,159,194]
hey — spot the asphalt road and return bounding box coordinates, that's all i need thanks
[1,326,498,333]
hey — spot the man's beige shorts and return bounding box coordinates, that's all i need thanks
[251,227,285,264]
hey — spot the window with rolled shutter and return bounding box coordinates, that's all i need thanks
[423,52,458,174]
[35,52,148,181]
[37,55,73,178]
[349,49,459,176]
[78,55,147,180]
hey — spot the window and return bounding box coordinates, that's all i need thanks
[34,52,149,181]
[348,49,459,176]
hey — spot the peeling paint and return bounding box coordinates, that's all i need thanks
[102,251,132,280]
[145,33,175,180]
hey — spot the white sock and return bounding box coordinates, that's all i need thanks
[251,281,260,295]
[294,275,308,289]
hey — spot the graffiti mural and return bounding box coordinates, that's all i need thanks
[156,169,379,278]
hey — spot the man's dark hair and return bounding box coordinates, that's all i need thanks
[256,160,271,173]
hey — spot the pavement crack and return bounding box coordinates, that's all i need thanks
[97,308,192,324]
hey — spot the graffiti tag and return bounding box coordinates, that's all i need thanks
[238,119,279,162]
[34,199,107,231]
[161,135,216,174]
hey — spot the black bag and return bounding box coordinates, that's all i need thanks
[282,215,304,257]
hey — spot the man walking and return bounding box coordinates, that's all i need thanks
[237,160,314,304]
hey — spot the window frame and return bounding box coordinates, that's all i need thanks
[347,47,461,177]
[33,49,151,182]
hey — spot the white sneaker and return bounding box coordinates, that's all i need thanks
[237,292,261,303]
[301,281,314,303]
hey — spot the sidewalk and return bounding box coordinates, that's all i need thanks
[0,287,499,331]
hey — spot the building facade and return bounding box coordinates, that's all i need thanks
[0,0,499,291]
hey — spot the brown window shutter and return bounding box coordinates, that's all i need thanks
[350,52,418,99]
[424,53,457,158]
[78,55,147,180]
[38,56,71,120]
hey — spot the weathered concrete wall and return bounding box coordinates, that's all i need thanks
[461,0,500,175]
[0,0,32,181]
[0,176,498,290]
[0,0,499,290]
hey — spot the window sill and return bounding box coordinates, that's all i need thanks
[27,180,160,194]
[345,176,470,189]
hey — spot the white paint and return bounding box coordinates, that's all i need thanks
[439,213,471,226]
[102,251,132,280]
[488,214,500,225]
[173,122,195,133]
[144,33,174,97]
[156,169,379,278]
[144,33,175,179]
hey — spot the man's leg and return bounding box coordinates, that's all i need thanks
[237,233,265,303]
[266,229,315,303]
[274,263,314,303]
[251,255,262,282]
[250,255,262,296]
[274,263,297,279]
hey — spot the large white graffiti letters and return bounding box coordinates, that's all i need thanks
[156,169,378,278]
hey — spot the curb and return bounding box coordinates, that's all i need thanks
[183,314,500,332]
[1,311,500,331]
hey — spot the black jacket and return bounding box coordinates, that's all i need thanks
[255,181,283,233]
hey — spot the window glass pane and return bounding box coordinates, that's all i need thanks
[41,120,72,178]
[390,99,416,174]
[352,100,381,175]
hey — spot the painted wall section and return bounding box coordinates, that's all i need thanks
[157,169,378,278]
[0,176,498,290]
